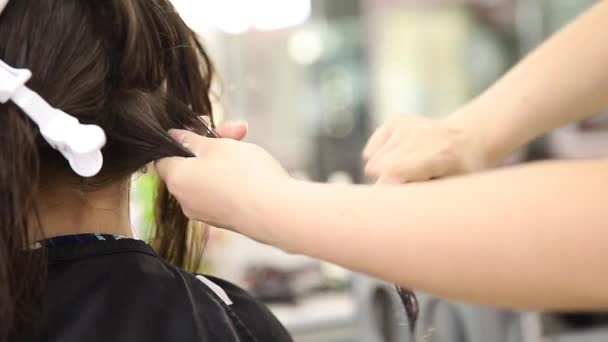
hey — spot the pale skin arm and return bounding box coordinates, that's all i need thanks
[469,0,608,164]
[265,160,608,311]
[365,0,608,182]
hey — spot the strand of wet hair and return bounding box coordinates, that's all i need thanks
[396,285,419,335]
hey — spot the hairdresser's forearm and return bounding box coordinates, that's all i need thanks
[262,160,608,310]
[453,0,608,166]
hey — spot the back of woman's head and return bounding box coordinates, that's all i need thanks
[0,0,215,339]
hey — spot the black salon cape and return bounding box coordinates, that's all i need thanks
[22,239,293,342]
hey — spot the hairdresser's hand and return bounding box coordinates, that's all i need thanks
[156,129,290,238]
[215,120,249,140]
[363,115,487,184]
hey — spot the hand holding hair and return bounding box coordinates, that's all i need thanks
[156,126,290,242]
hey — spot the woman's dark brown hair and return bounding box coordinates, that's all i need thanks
[0,0,216,340]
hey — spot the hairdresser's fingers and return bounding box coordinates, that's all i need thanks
[215,121,249,141]
[155,156,190,187]
[169,129,216,156]
[363,123,392,161]
[152,129,206,176]
[156,134,291,235]
[364,134,402,176]
[368,148,435,183]
[375,174,403,185]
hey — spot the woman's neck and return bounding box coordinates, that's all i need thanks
[33,182,134,240]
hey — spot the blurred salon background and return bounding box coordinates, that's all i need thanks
[131,1,608,341]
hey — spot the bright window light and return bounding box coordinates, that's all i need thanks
[288,29,324,65]
[252,0,312,31]
[171,0,312,35]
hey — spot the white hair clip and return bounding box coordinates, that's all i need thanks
[0,59,107,177]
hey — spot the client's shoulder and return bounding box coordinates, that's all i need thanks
[144,262,294,342]
[118,254,293,342]
[192,274,294,342]
[44,240,293,342]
